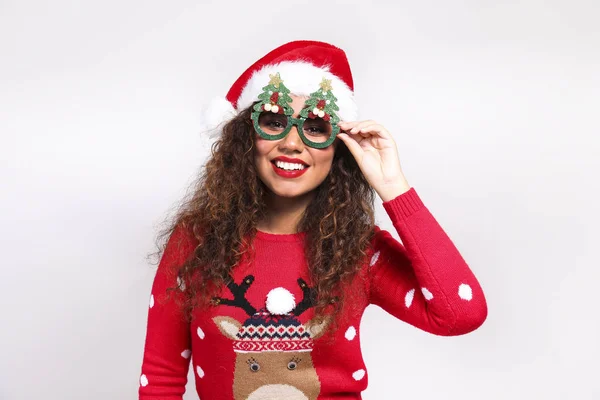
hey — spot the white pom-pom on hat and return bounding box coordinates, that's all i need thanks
[198,96,238,139]
[266,287,296,315]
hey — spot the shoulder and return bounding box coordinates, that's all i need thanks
[368,223,408,264]
[369,224,392,248]
[164,223,200,265]
[363,224,386,267]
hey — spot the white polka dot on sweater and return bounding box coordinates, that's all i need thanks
[405,289,415,308]
[140,374,148,387]
[181,349,191,359]
[149,294,154,308]
[197,327,205,339]
[370,251,380,266]
[421,287,433,300]
[345,326,356,341]
[352,369,366,380]
[458,283,473,300]
[196,365,205,378]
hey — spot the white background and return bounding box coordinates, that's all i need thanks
[1,0,599,399]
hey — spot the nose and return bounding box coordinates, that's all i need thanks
[278,123,305,152]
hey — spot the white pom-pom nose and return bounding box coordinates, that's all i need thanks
[266,287,296,315]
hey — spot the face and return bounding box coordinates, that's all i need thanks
[253,95,340,199]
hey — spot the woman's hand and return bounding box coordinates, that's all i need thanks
[337,120,411,202]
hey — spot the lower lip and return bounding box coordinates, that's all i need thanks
[271,162,309,178]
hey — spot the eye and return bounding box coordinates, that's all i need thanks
[306,126,325,134]
[303,120,329,135]
[258,113,287,131]
[247,357,260,372]
[287,357,301,370]
[250,362,260,372]
[268,120,285,129]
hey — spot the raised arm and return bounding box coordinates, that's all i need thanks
[139,224,197,399]
[368,187,488,336]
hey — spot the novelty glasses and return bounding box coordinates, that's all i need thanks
[250,73,342,149]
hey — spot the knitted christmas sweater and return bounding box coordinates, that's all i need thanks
[138,187,487,399]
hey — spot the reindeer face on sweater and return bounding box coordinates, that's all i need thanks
[212,275,329,400]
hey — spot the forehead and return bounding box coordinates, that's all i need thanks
[288,94,309,104]
[287,95,309,115]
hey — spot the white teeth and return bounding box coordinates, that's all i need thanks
[275,161,306,171]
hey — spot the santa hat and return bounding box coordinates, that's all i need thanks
[200,40,358,139]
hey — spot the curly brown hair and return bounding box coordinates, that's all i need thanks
[147,103,377,338]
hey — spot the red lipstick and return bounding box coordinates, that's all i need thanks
[271,158,309,178]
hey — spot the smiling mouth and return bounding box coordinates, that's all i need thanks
[270,160,309,171]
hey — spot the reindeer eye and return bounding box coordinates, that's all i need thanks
[287,361,297,370]
[250,362,260,372]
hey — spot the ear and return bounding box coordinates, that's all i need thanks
[306,315,331,340]
[213,316,242,340]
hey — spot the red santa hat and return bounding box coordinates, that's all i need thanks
[200,40,358,139]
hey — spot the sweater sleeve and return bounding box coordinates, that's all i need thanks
[138,224,197,399]
[367,187,488,336]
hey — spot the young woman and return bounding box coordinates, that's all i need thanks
[138,40,487,400]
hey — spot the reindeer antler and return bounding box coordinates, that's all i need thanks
[212,275,257,316]
[291,277,317,316]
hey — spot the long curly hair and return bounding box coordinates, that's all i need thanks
[148,103,377,337]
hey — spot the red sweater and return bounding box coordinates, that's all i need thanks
[138,187,487,399]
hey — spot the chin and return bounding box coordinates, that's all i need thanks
[268,185,310,198]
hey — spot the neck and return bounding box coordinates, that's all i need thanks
[257,189,315,234]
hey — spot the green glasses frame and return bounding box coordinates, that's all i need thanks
[251,110,340,149]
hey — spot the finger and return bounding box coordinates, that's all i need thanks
[350,120,378,134]
[339,129,364,143]
[358,124,381,132]
[358,124,385,136]
[337,133,364,160]
[338,120,376,130]
[356,123,379,138]
[361,124,395,140]
[338,121,361,131]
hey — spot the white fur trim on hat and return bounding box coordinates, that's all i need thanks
[199,96,238,139]
[237,61,358,122]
